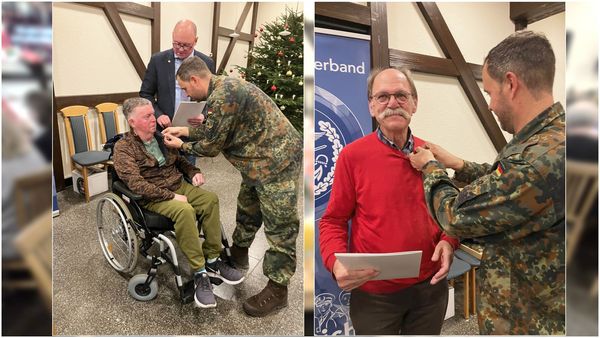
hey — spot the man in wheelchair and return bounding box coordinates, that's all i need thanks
[113,97,244,308]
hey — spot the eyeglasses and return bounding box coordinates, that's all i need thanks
[172,41,194,50]
[371,91,413,105]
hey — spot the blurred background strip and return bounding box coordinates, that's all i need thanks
[2,2,53,336]
[565,2,599,335]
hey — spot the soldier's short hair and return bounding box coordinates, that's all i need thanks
[485,30,555,96]
[367,67,418,100]
[177,56,211,81]
[123,97,152,120]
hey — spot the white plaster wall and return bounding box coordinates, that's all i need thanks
[52,3,149,95]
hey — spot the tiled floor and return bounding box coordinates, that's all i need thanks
[52,154,304,335]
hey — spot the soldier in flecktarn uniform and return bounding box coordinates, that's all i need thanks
[162,56,302,317]
[410,30,565,335]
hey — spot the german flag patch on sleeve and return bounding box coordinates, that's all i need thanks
[494,162,505,176]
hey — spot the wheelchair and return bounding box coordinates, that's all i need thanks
[96,143,233,303]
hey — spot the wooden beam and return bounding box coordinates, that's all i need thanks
[315,2,371,26]
[369,2,389,69]
[389,49,483,81]
[52,85,65,191]
[151,3,160,54]
[77,2,154,20]
[103,2,147,81]
[369,2,389,131]
[218,2,253,74]
[218,27,254,42]
[211,2,221,62]
[510,2,565,30]
[249,2,259,51]
[417,2,506,152]
[55,92,138,110]
[390,49,457,77]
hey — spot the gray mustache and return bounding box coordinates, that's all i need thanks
[382,108,410,119]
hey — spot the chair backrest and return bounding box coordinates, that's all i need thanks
[14,167,53,228]
[59,105,93,156]
[95,102,120,144]
[566,160,598,224]
[14,210,52,308]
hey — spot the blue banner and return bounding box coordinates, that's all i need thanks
[314,31,371,336]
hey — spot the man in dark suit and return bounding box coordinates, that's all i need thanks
[140,19,216,129]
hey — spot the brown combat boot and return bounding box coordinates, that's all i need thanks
[229,244,249,269]
[243,280,288,317]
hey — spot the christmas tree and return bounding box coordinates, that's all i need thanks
[236,8,303,134]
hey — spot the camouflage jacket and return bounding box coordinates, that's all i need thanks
[113,131,201,202]
[422,102,565,334]
[182,75,302,184]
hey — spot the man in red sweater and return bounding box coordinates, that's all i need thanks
[319,67,459,335]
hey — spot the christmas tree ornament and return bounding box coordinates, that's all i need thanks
[279,23,291,36]
[299,54,303,59]
[292,94,296,100]
[298,80,303,86]
[257,71,262,76]
[277,50,284,57]
[288,60,291,65]
[289,36,295,43]
[271,85,277,91]
[286,70,292,76]
[280,106,286,110]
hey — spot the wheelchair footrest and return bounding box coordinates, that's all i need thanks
[182,280,195,304]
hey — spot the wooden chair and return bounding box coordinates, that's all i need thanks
[59,105,111,202]
[94,102,121,145]
[14,209,52,308]
[455,248,480,316]
[566,160,598,296]
[3,167,52,293]
[566,160,598,264]
[448,256,471,319]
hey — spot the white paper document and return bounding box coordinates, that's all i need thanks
[172,101,206,127]
[335,251,422,280]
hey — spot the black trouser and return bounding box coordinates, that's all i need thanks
[350,277,448,335]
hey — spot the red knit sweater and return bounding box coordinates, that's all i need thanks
[319,133,459,294]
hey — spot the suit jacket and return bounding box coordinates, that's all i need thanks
[139,49,215,120]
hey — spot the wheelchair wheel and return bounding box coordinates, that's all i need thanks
[128,274,158,301]
[96,193,138,273]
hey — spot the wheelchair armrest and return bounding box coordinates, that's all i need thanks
[113,181,144,202]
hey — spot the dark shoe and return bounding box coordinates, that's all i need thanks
[230,244,249,269]
[243,280,288,317]
[206,259,245,285]
[194,272,216,308]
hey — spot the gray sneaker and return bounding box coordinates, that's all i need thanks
[194,272,216,308]
[206,259,245,285]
